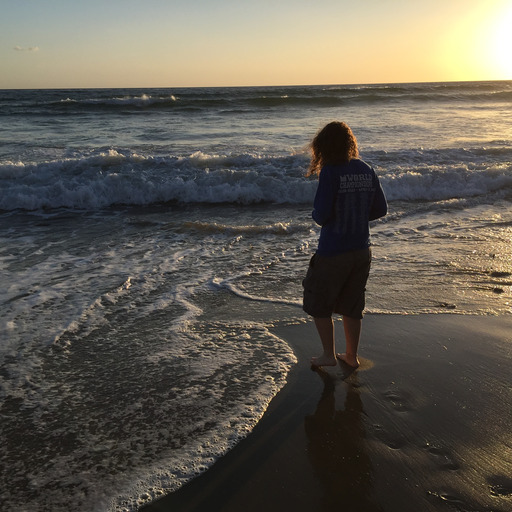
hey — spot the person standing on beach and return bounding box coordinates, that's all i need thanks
[303,121,387,369]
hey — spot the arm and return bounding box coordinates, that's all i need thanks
[312,166,337,226]
[369,179,387,221]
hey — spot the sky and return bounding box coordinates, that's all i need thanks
[1,0,511,89]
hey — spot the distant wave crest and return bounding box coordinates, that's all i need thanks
[3,81,511,117]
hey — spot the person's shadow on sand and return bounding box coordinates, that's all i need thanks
[304,369,382,512]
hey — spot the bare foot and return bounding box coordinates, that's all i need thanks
[311,355,338,368]
[336,353,360,368]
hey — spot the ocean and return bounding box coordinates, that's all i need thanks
[1,81,511,510]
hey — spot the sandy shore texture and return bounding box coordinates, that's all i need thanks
[141,314,512,512]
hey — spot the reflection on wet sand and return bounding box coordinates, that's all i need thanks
[305,369,381,512]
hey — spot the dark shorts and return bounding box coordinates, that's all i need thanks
[302,248,371,319]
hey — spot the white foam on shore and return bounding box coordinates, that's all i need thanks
[108,324,297,512]
[0,211,303,512]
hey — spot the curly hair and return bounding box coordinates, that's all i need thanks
[307,121,359,177]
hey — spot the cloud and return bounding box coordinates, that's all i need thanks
[14,46,40,52]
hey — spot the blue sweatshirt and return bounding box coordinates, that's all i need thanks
[312,159,387,256]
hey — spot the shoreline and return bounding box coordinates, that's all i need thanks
[140,314,512,511]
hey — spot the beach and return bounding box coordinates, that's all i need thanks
[1,82,511,510]
[142,314,512,512]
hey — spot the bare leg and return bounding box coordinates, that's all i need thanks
[337,315,361,368]
[311,317,337,367]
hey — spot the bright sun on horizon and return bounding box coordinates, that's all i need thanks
[439,0,512,82]
[489,4,512,77]
[471,1,512,79]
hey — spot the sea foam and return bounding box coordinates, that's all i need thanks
[1,148,511,211]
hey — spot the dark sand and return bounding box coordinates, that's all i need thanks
[141,314,512,512]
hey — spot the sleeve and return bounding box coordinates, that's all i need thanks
[369,176,387,221]
[311,166,337,226]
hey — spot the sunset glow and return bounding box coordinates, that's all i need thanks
[1,0,511,89]
[488,4,512,77]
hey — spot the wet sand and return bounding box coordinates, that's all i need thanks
[141,314,512,512]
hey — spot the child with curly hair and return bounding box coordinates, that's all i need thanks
[303,121,387,369]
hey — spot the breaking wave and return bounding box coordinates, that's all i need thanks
[1,147,511,211]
